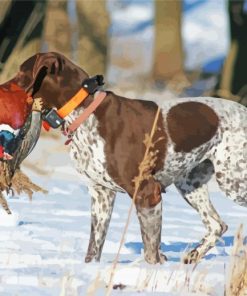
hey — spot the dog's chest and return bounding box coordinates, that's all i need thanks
[68,113,121,190]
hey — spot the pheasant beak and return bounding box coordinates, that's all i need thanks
[3,152,13,160]
[0,146,13,160]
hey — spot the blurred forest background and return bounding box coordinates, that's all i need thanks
[0,0,246,106]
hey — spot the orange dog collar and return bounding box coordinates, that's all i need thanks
[57,88,89,118]
[42,75,104,131]
[42,88,89,131]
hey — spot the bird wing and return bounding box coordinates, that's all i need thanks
[9,111,42,175]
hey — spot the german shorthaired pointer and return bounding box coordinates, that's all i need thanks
[15,52,246,264]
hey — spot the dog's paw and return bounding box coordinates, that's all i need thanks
[159,252,167,264]
[145,251,167,264]
[183,249,200,264]
[85,252,100,263]
[85,254,94,263]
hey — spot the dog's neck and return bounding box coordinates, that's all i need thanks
[63,91,112,127]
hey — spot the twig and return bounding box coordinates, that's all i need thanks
[105,107,161,296]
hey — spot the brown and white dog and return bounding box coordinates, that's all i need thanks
[16,52,246,264]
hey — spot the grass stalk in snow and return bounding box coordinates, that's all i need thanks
[226,224,247,296]
[105,107,161,296]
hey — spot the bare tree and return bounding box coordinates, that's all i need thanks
[153,0,187,91]
[76,0,109,75]
[43,0,71,59]
[216,0,247,105]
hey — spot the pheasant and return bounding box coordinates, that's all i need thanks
[0,81,46,214]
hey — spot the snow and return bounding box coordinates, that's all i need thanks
[0,1,244,295]
[0,210,19,227]
[0,130,246,295]
[109,4,153,35]
[182,0,229,71]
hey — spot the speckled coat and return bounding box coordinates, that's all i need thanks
[16,52,247,265]
[66,96,246,264]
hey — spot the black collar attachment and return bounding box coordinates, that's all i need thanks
[82,75,104,95]
[42,75,105,130]
[42,109,65,129]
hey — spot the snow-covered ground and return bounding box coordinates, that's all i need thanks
[0,128,246,295]
[0,2,243,295]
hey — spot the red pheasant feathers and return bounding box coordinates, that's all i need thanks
[0,82,31,130]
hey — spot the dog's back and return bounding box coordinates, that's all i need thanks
[65,88,246,263]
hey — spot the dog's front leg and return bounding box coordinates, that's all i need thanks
[85,184,116,263]
[135,178,166,264]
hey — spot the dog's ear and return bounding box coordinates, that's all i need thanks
[23,53,64,96]
[17,52,89,110]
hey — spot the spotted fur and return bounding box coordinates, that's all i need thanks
[64,96,247,264]
[14,52,247,264]
[67,110,123,191]
[85,184,116,262]
[136,201,166,264]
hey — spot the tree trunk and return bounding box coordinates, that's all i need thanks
[153,0,185,84]
[216,0,247,105]
[76,0,109,75]
[43,0,72,59]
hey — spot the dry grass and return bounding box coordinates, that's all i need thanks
[101,260,213,295]
[105,107,161,296]
[87,104,246,296]
[226,224,247,296]
[92,226,247,295]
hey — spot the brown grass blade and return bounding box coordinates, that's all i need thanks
[226,224,247,296]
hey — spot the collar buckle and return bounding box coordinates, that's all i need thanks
[82,75,104,94]
[42,109,65,129]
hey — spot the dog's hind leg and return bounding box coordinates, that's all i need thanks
[213,130,247,206]
[85,184,116,263]
[175,159,228,264]
[135,178,166,264]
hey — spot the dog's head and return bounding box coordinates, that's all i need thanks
[15,52,89,110]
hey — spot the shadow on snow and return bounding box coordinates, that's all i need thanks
[125,236,236,262]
